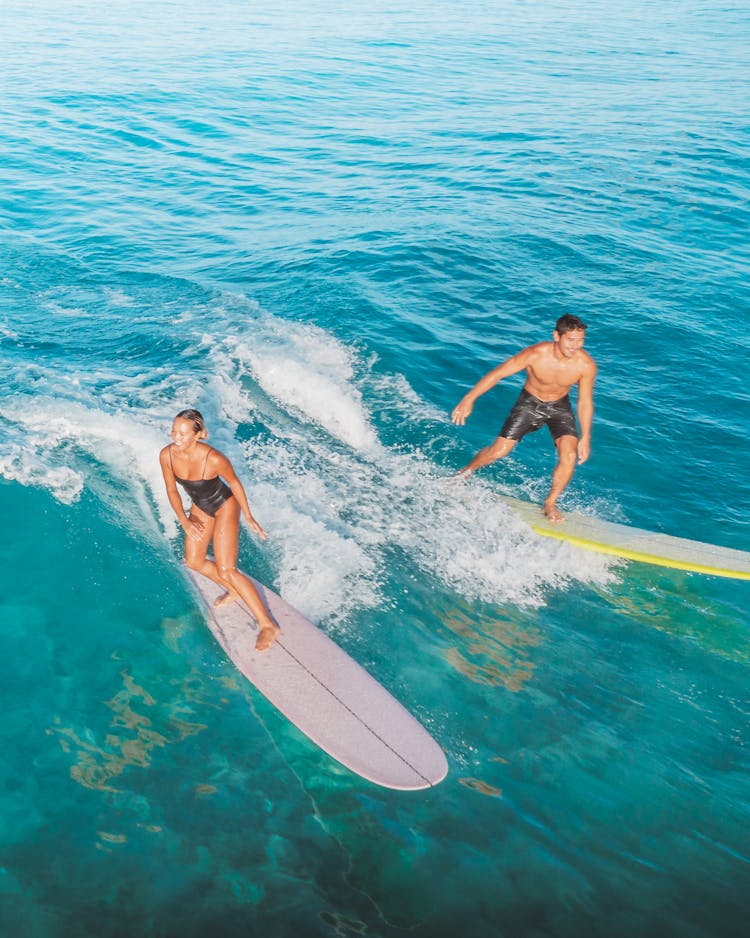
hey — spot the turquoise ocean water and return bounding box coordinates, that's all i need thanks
[1,1,749,934]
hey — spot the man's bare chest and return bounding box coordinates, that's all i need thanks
[527,357,581,387]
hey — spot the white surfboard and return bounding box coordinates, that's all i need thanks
[502,496,750,580]
[185,568,448,790]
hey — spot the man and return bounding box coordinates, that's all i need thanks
[451,315,596,522]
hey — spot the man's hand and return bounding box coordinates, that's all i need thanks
[451,397,474,426]
[577,437,591,465]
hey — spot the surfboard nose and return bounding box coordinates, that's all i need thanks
[186,567,449,790]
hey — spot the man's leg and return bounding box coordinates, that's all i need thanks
[455,435,517,478]
[543,435,578,522]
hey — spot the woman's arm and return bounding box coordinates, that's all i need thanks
[159,446,205,541]
[210,450,268,540]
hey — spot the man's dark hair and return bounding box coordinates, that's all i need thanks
[555,314,587,335]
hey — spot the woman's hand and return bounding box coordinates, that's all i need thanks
[245,514,268,541]
[182,517,206,542]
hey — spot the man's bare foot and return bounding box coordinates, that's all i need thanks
[543,501,565,523]
[214,591,241,609]
[255,623,280,652]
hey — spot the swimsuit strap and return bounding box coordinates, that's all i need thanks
[200,446,211,480]
[169,443,211,480]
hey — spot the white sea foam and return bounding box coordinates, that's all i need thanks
[252,472,380,625]
[0,447,84,504]
[40,301,88,318]
[1,299,618,623]
[366,370,449,424]
[102,287,135,307]
[197,310,618,615]
[217,317,382,454]
[0,396,177,540]
[243,430,616,620]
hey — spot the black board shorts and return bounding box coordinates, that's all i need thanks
[499,389,578,442]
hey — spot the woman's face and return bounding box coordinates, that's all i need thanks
[171,417,199,448]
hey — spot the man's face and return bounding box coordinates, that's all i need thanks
[554,328,586,358]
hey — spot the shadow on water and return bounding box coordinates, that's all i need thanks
[594,560,750,666]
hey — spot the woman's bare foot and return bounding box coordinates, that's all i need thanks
[255,623,280,652]
[543,500,565,523]
[214,590,241,609]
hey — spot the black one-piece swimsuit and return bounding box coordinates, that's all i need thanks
[171,446,233,516]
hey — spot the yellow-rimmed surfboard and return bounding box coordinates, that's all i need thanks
[502,496,750,580]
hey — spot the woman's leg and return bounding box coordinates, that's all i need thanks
[212,498,280,651]
[183,509,225,584]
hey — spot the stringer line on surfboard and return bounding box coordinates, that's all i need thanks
[267,631,435,787]
[186,566,448,790]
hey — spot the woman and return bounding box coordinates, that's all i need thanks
[159,409,279,652]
